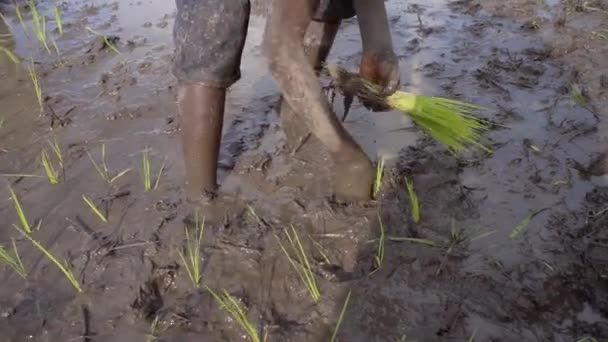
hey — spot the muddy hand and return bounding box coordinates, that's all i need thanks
[354,0,400,112]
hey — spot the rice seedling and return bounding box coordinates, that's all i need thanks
[0,239,27,278]
[371,213,385,273]
[8,186,33,234]
[387,236,438,247]
[0,46,19,64]
[0,173,45,178]
[435,220,466,276]
[467,328,478,342]
[246,204,266,227]
[576,337,598,342]
[468,229,497,242]
[145,315,160,342]
[329,289,352,342]
[14,225,82,293]
[53,4,62,36]
[510,208,548,238]
[0,11,12,33]
[0,117,4,129]
[85,26,121,55]
[30,0,51,54]
[569,83,587,108]
[276,225,320,303]
[86,144,131,183]
[50,35,59,55]
[82,195,107,223]
[41,149,59,184]
[177,212,205,287]
[14,2,29,38]
[307,234,331,264]
[140,149,167,192]
[27,62,44,113]
[372,157,385,198]
[326,64,491,153]
[48,137,65,179]
[206,287,260,342]
[404,176,420,223]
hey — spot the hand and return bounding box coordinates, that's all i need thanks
[359,50,400,111]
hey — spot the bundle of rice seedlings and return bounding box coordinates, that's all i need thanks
[326,64,491,153]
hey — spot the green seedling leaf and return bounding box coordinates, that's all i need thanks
[15,225,81,292]
[388,236,439,247]
[8,186,32,233]
[404,176,420,223]
[0,239,27,278]
[177,212,204,287]
[510,208,549,238]
[82,195,107,223]
[207,287,260,342]
[330,290,352,342]
[276,225,320,302]
[373,157,385,198]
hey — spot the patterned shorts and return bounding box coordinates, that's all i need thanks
[172,0,355,87]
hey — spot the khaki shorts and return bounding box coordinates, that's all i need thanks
[172,0,355,87]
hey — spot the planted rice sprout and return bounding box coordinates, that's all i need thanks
[276,225,320,303]
[387,236,438,247]
[0,46,20,64]
[371,213,385,273]
[8,186,33,234]
[53,4,62,36]
[373,157,385,198]
[0,239,27,278]
[82,195,107,223]
[177,212,205,287]
[140,149,167,192]
[85,26,121,55]
[206,287,260,342]
[146,315,160,342]
[404,176,420,223]
[86,144,131,183]
[326,64,491,153]
[41,149,59,184]
[329,290,352,342]
[510,208,548,238]
[29,0,51,54]
[27,62,43,113]
[14,2,29,38]
[48,137,65,180]
[14,225,82,293]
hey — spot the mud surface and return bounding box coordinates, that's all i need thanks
[1,0,608,341]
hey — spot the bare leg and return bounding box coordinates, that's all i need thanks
[279,20,341,150]
[265,0,374,200]
[178,82,225,201]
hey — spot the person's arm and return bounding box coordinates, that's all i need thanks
[354,0,400,96]
[264,0,359,156]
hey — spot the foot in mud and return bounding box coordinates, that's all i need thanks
[182,191,233,227]
[331,148,374,201]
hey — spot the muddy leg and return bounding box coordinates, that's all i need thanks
[265,0,373,201]
[177,82,225,201]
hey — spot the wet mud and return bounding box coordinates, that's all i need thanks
[1,0,608,341]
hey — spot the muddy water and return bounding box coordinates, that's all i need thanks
[1,0,608,341]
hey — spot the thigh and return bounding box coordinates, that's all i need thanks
[173,0,251,88]
[313,0,355,22]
